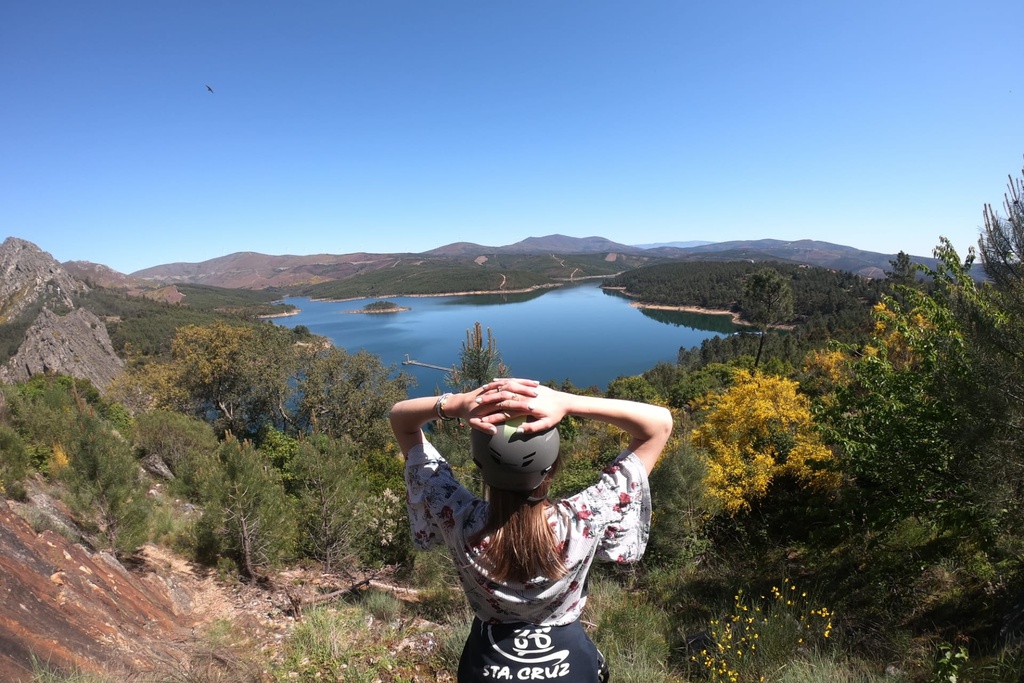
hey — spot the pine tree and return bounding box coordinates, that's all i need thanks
[446,322,509,392]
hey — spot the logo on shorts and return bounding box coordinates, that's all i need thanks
[482,625,571,680]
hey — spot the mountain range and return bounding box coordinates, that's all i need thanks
[126,234,927,289]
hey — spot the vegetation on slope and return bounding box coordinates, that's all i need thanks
[605,260,883,326]
[73,285,293,360]
[292,252,645,299]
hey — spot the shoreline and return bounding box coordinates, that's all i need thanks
[257,308,301,319]
[266,285,780,330]
[628,301,752,327]
[602,286,752,327]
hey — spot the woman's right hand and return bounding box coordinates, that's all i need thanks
[468,378,555,433]
[470,383,568,434]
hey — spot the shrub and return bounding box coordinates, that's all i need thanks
[60,408,151,556]
[593,590,674,683]
[688,579,838,683]
[0,424,31,499]
[132,409,218,479]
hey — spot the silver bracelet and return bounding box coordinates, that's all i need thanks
[435,392,455,421]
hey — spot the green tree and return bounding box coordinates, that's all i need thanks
[606,375,661,403]
[820,240,1007,536]
[979,161,1024,293]
[215,436,297,579]
[289,438,363,571]
[166,321,294,437]
[62,408,151,555]
[0,424,31,500]
[132,410,219,480]
[741,268,794,368]
[295,346,413,450]
[446,322,509,392]
[885,250,918,287]
[645,439,709,568]
[977,162,1024,423]
[666,362,738,410]
[3,376,103,467]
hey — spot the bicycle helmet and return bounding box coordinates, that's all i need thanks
[471,417,560,493]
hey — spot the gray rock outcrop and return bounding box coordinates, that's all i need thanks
[0,237,88,323]
[0,307,124,392]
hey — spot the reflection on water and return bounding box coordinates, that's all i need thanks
[636,307,740,334]
[273,282,741,391]
[437,287,553,307]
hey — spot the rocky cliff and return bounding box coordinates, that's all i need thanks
[0,488,293,682]
[0,307,124,391]
[0,237,125,392]
[0,237,87,324]
[0,502,193,680]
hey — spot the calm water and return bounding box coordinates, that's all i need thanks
[272,281,739,392]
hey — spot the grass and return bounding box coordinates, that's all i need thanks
[586,572,679,682]
[685,579,839,683]
[357,588,405,623]
[270,601,441,682]
[132,618,264,683]
[769,652,893,683]
[30,659,111,683]
[432,610,474,677]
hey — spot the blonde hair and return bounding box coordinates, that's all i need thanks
[471,465,567,584]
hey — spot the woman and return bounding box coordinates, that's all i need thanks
[389,378,673,682]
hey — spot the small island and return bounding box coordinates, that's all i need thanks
[345,300,410,314]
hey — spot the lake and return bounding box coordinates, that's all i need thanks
[271,281,740,392]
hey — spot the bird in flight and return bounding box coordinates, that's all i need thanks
[206,85,214,93]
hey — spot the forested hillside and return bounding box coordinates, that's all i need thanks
[293,252,643,299]
[605,260,883,324]
[605,260,886,372]
[75,285,294,359]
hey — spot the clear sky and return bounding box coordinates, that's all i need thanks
[2,1,1021,274]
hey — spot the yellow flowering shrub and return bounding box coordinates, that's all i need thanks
[48,441,70,475]
[799,348,851,404]
[692,370,837,514]
[691,579,835,683]
[871,301,937,371]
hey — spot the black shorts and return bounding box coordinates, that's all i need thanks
[457,617,607,682]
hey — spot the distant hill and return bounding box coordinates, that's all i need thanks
[62,261,190,304]
[640,239,939,279]
[423,234,646,257]
[127,234,928,289]
[633,240,713,249]
[63,260,147,290]
[131,235,652,289]
[132,251,417,289]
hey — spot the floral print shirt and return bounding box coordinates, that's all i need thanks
[404,439,652,625]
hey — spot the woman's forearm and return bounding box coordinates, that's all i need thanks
[390,381,537,456]
[564,393,671,439]
[555,392,672,474]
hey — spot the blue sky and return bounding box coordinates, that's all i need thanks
[2,1,1021,274]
